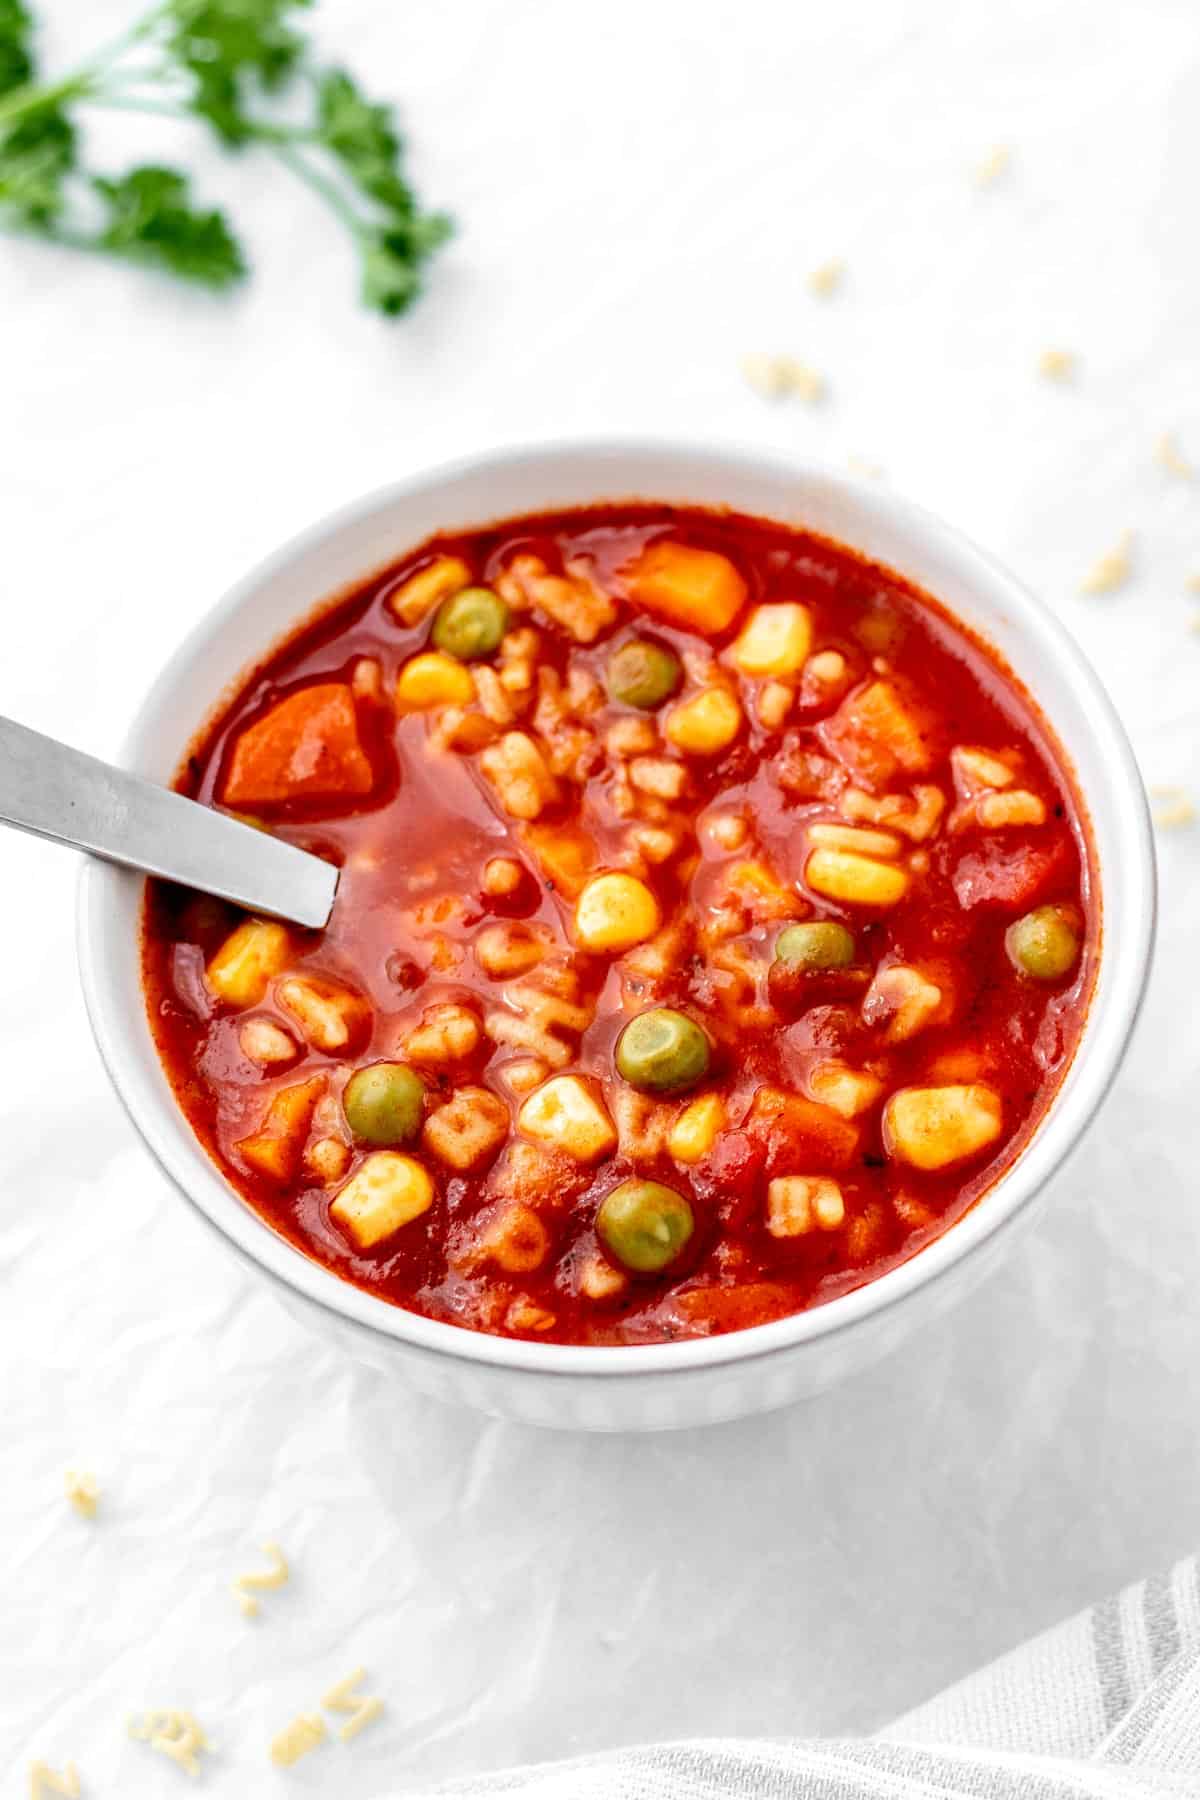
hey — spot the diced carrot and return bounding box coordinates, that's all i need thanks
[743,1085,860,1173]
[221,683,373,809]
[520,821,597,899]
[625,541,747,636]
[235,1075,325,1182]
[818,679,936,787]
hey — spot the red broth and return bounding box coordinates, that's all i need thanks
[142,505,1096,1344]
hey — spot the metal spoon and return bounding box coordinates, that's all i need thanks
[0,714,338,929]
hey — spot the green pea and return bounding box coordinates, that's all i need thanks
[615,1007,710,1095]
[431,586,509,661]
[597,1179,694,1273]
[774,921,856,970]
[343,1062,425,1145]
[1005,906,1081,981]
[607,638,682,709]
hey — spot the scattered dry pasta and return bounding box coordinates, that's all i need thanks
[806,257,844,297]
[322,1668,385,1743]
[1037,349,1076,382]
[28,1762,80,1799]
[973,144,1011,187]
[128,1709,210,1776]
[1150,786,1196,830]
[270,1713,327,1767]
[1079,530,1133,596]
[233,1540,289,1617]
[846,454,884,480]
[1155,433,1194,479]
[740,354,825,403]
[64,1469,98,1519]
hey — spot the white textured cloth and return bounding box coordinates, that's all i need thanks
[417,1559,1200,1797]
[7,1,1200,1791]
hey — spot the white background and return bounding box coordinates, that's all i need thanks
[4,0,1200,1791]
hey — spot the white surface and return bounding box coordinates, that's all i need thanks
[4,0,1198,1788]
[78,442,1156,1433]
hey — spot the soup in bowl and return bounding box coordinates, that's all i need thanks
[80,443,1154,1428]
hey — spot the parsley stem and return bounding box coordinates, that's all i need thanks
[83,93,193,123]
[270,139,366,237]
[0,74,91,129]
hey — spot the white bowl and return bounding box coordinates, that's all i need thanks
[77,440,1156,1432]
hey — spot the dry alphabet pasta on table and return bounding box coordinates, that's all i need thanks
[1079,530,1134,596]
[270,1712,328,1767]
[232,1539,289,1617]
[128,1708,210,1776]
[28,1762,80,1799]
[63,1470,98,1519]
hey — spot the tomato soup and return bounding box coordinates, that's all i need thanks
[142,505,1096,1344]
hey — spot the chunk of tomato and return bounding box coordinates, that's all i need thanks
[691,1129,765,1227]
[951,830,1074,912]
[671,1281,798,1334]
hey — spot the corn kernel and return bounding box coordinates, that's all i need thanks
[388,555,471,626]
[668,1092,726,1163]
[396,652,474,711]
[883,1084,1003,1171]
[664,688,743,756]
[330,1151,435,1248]
[574,872,661,952]
[806,847,910,907]
[206,920,290,1007]
[517,1075,617,1162]
[731,602,813,676]
[806,1061,884,1118]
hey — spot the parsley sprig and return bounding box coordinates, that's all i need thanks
[0,1,452,314]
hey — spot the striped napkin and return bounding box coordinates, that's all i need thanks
[422,1556,1200,1798]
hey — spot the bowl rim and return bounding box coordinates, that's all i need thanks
[76,435,1157,1380]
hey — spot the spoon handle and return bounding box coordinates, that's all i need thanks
[0,714,338,929]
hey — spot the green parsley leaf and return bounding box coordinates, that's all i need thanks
[0,0,450,315]
[316,68,410,211]
[0,103,74,222]
[315,67,453,314]
[165,0,311,143]
[360,212,452,315]
[0,0,34,98]
[92,165,246,285]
